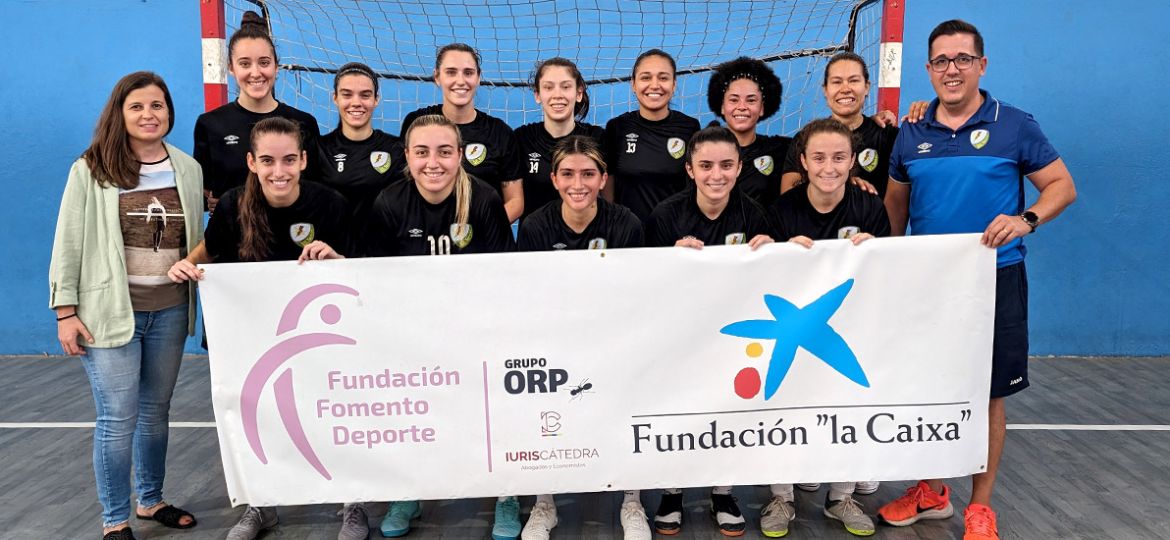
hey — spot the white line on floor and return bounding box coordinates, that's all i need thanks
[0,421,216,428]
[1007,424,1170,431]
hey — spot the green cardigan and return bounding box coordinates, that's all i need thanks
[48,142,204,347]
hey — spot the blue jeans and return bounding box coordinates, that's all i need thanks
[81,303,188,528]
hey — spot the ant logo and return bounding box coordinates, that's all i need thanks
[568,379,593,401]
[240,283,359,480]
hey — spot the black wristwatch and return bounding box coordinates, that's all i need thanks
[1019,211,1039,233]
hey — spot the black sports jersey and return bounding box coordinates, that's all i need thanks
[514,122,605,221]
[365,177,515,256]
[517,198,643,251]
[603,110,700,222]
[315,128,405,255]
[194,101,321,198]
[770,182,891,241]
[204,181,348,263]
[400,105,523,193]
[645,188,773,247]
[783,116,898,198]
[738,134,792,208]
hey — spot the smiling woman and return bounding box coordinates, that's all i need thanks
[193,10,321,212]
[707,57,790,207]
[602,49,700,223]
[514,58,605,222]
[48,71,204,540]
[166,116,348,540]
[399,44,526,222]
[313,62,405,256]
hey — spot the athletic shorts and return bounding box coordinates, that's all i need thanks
[991,262,1029,398]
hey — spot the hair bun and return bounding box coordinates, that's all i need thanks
[240,10,267,29]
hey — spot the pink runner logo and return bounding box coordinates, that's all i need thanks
[240,283,359,480]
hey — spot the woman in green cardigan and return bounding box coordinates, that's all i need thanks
[49,71,203,540]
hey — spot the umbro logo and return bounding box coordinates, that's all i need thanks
[916,142,932,154]
[333,153,347,162]
[224,135,240,145]
[625,133,639,141]
[408,228,423,238]
[529,152,541,159]
[553,243,567,250]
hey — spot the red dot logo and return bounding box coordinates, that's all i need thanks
[733,342,765,399]
[734,367,761,399]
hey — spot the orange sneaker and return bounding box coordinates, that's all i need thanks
[877,481,953,527]
[962,504,999,540]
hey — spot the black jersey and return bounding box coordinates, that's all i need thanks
[400,105,523,193]
[194,101,321,198]
[315,128,405,255]
[603,110,700,223]
[783,116,898,198]
[365,177,516,257]
[517,198,643,251]
[204,181,348,263]
[770,182,891,241]
[645,188,773,247]
[514,121,605,221]
[738,134,792,208]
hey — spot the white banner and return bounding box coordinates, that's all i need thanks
[200,234,995,507]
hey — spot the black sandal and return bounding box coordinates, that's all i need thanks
[102,527,136,540]
[136,504,197,529]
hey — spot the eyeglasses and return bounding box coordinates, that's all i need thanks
[929,54,982,72]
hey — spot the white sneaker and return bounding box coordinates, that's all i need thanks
[620,500,652,540]
[855,481,880,495]
[521,500,558,540]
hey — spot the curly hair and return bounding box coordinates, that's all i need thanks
[707,56,783,121]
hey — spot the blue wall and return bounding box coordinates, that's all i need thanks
[1,0,1164,356]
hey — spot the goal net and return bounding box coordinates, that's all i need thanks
[215,0,888,136]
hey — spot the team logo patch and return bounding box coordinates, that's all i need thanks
[753,155,775,176]
[970,129,990,150]
[725,232,747,245]
[290,223,315,247]
[858,148,879,173]
[370,151,391,173]
[450,223,473,249]
[465,143,487,166]
[667,137,685,159]
[588,238,608,250]
[837,226,860,239]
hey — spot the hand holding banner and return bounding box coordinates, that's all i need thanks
[199,234,994,506]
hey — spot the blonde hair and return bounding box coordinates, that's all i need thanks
[403,114,472,225]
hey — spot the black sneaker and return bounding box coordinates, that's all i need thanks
[710,494,746,537]
[653,492,684,535]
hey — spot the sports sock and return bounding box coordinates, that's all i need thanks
[769,483,794,501]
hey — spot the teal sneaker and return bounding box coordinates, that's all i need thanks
[492,496,521,540]
[380,500,421,538]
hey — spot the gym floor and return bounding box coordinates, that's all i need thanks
[2,356,1167,539]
